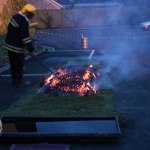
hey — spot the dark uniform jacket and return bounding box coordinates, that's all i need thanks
[4,13,34,53]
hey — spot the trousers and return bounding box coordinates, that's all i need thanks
[8,51,25,84]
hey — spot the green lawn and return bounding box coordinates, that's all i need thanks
[0,89,117,117]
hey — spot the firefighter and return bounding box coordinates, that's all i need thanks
[4,4,36,87]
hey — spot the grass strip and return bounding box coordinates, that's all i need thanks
[0,89,117,117]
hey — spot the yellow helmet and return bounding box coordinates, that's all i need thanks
[21,4,36,15]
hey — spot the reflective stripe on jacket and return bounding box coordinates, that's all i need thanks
[4,43,25,53]
[9,18,19,28]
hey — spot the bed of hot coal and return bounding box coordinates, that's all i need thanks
[38,65,100,96]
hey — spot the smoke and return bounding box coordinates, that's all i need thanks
[94,38,150,89]
[118,1,150,26]
[82,1,150,89]
[35,0,150,90]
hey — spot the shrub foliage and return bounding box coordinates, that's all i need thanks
[0,0,26,34]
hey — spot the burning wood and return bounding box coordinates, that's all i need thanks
[38,65,100,96]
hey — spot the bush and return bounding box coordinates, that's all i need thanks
[0,34,8,65]
[0,0,26,34]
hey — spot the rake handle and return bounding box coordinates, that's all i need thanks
[34,55,53,74]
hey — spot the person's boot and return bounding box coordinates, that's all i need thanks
[13,80,31,87]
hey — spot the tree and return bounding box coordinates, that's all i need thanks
[0,0,26,34]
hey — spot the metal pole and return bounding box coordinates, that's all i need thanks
[34,55,53,74]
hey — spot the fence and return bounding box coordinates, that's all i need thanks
[33,5,122,29]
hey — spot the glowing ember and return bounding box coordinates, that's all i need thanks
[39,65,100,96]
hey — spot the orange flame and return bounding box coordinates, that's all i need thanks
[44,65,99,96]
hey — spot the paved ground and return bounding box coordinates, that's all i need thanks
[0,27,150,149]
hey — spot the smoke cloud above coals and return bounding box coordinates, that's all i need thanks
[84,1,150,89]
[35,0,150,90]
[93,37,150,89]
